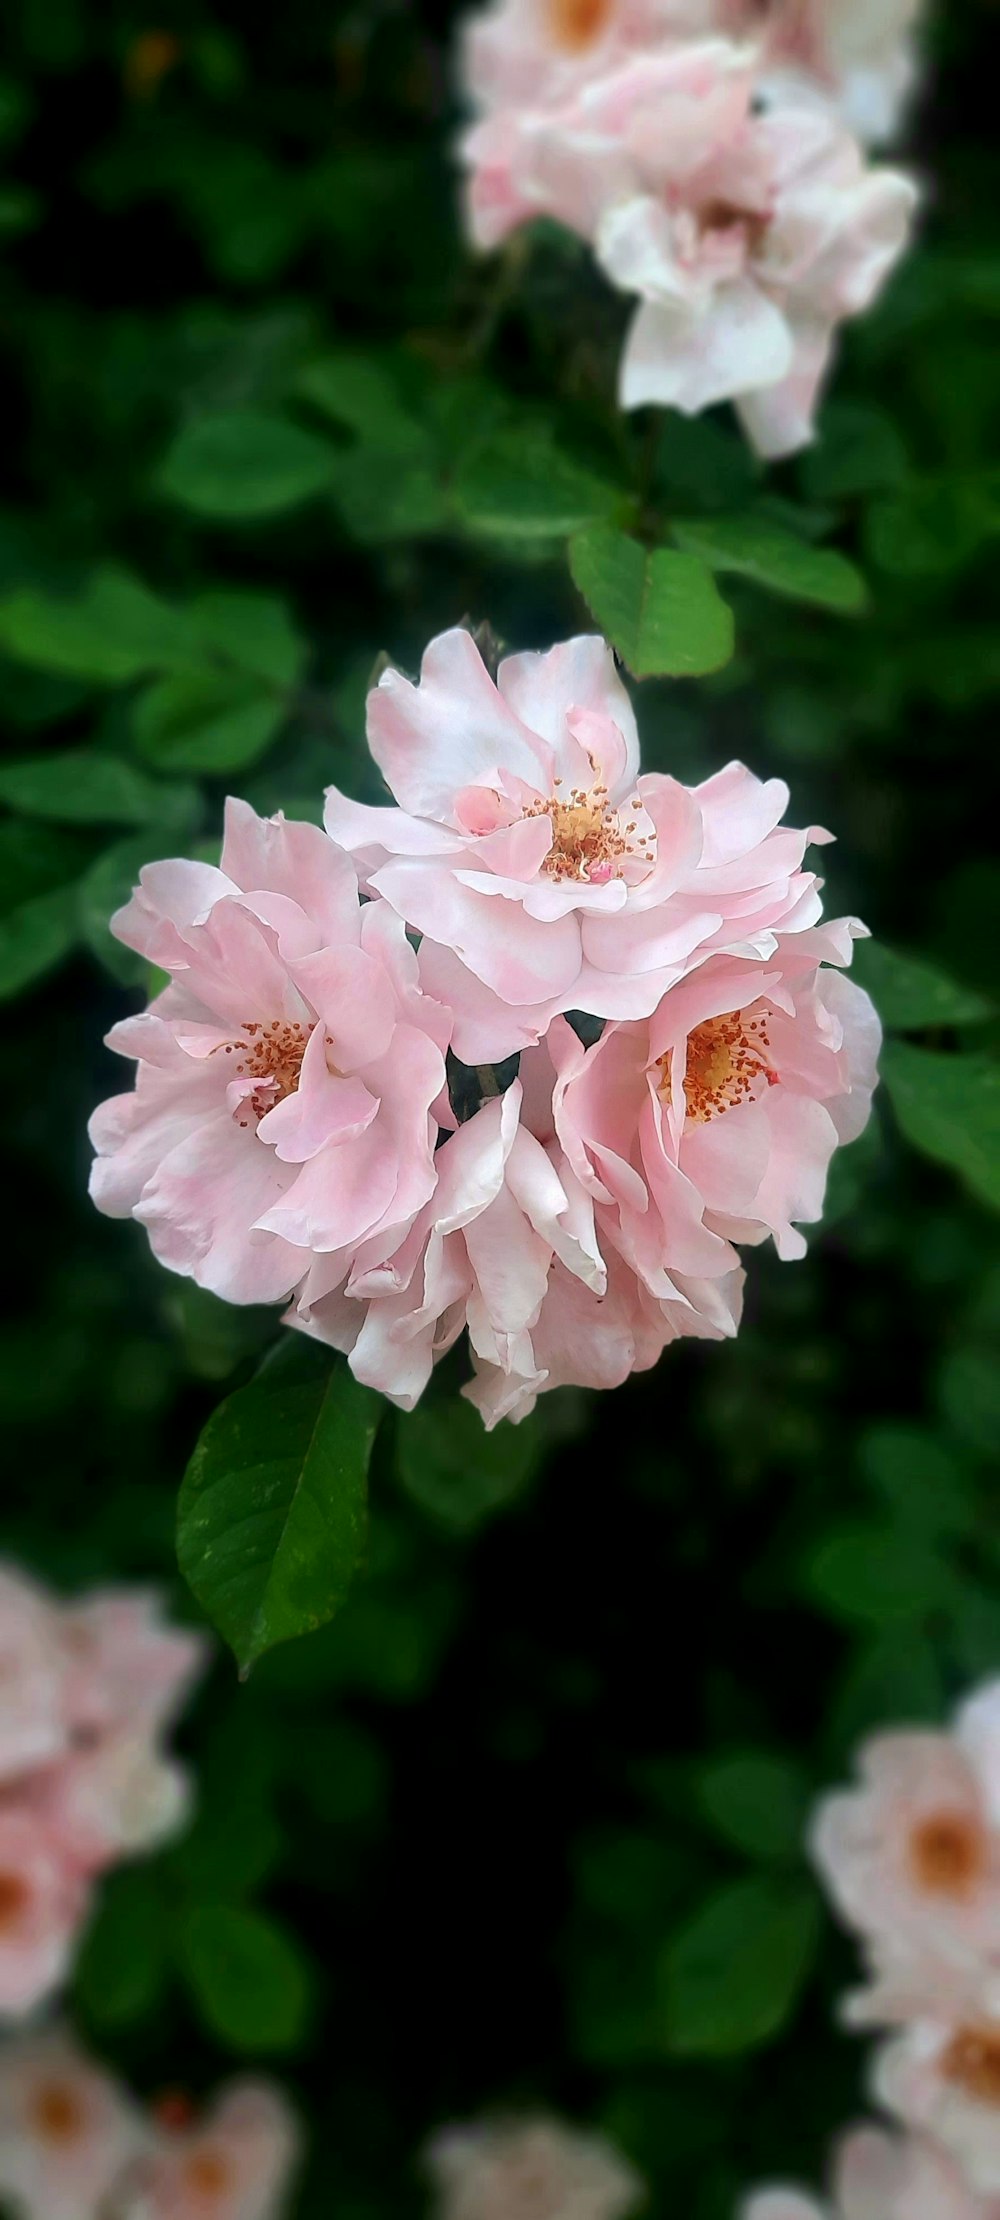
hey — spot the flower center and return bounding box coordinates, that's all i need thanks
[30,2083,85,2144]
[184,2150,231,2199]
[523,781,651,886]
[0,1871,28,1929]
[942,2025,1000,2107]
[659,1008,777,1125]
[909,1810,987,1898]
[548,0,614,50]
[219,1018,313,1128]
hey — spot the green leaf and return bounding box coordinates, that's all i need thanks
[189,589,304,687]
[134,671,285,773]
[881,1042,1000,1210]
[859,1423,974,1539]
[176,1339,381,1673]
[179,1902,312,2053]
[660,1875,820,2057]
[0,567,200,683]
[329,443,448,544]
[697,1753,808,1864]
[669,513,867,612]
[75,1869,171,2031]
[569,526,734,678]
[800,403,908,502]
[804,1521,952,1624]
[295,351,426,452]
[853,940,993,1030]
[454,432,627,542]
[159,411,336,519]
[395,1396,543,1533]
[866,477,999,578]
[0,884,80,1000]
[0,749,167,826]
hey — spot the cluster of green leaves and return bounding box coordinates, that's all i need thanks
[1,0,998,2215]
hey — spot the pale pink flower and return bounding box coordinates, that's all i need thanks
[89,800,451,1307]
[0,1810,91,2018]
[292,1035,742,1425]
[126,2081,301,2220]
[553,927,878,1275]
[326,629,836,1060]
[0,2028,145,2220]
[426,2115,643,2220]
[461,0,921,146]
[741,2125,997,2220]
[873,2021,1000,2199]
[810,1681,1000,2028]
[28,1733,193,1871]
[57,1590,206,1744]
[462,42,917,454]
[0,1570,66,1786]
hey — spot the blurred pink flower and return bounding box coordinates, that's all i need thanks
[0,1811,90,2020]
[742,2123,996,2220]
[0,2028,145,2220]
[874,2020,1000,2198]
[327,629,837,1059]
[0,1564,207,2018]
[130,2080,301,2220]
[810,1680,1000,2027]
[426,2114,643,2220]
[553,925,878,1270]
[462,42,916,453]
[461,0,921,145]
[89,799,451,1306]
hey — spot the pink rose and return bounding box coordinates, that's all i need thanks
[462,41,917,454]
[0,2029,145,2220]
[326,629,836,1059]
[89,800,451,1307]
[426,2115,643,2220]
[0,1570,67,1786]
[553,927,879,1273]
[741,2125,995,2220]
[0,1810,91,2018]
[873,2021,1000,2198]
[291,1028,743,1426]
[810,1681,1000,2029]
[132,2080,301,2220]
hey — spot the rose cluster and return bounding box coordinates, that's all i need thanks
[90,627,880,1429]
[426,2114,643,2220]
[0,2027,298,2220]
[458,0,920,455]
[741,1676,1000,2217]
[0,1565,205,2018]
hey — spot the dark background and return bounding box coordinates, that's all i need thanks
[1,2,998,2213]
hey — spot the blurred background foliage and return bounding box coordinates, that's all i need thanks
[1,0,998,2214]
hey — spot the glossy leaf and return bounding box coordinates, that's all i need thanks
[853,939,993,1030]
[176,1339,381,1672]
[670,513,867,612]
[570,526,734,677]
[180,1902,312,2053]
[881,1042,1000,1210]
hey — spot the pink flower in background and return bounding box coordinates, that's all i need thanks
[554,923,878,1275]
[129,2080,301,2220]
[0,2037,299,2220]
[426,2115,643,2220]
[0,2028,145,2220]
[462,41,917,454]
[809,1681,1000,2028]
[89,800,451,1306]
[461,0,922,146]
[873,2021,1000,2198]
[0,1565,206,2019]
[327,628,836,1059]
[0,1811,89,2020]
[741,2124,997,2220]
